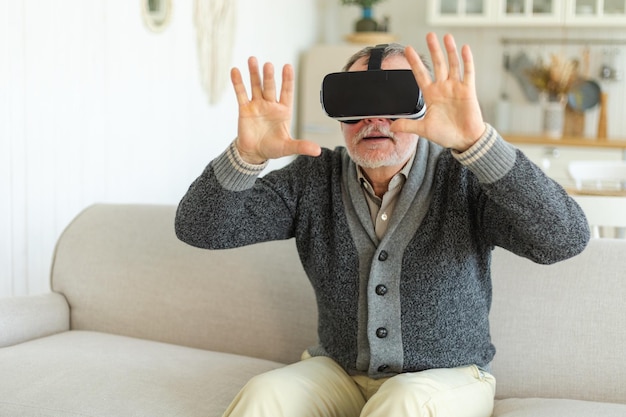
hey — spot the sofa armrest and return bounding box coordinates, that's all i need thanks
[0,292,70,347]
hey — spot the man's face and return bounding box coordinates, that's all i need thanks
[341,54,419,170]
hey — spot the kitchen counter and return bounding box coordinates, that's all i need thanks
[566,188,626,197]
[504,134,626,186]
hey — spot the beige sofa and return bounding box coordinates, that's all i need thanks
[1,204,625,417]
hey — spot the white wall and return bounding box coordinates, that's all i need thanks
[0,0,318,296]
[4,0,626,296]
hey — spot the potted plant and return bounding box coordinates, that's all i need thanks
[526,55,577,137]
[340,0,387,32]
[526,55,577,101]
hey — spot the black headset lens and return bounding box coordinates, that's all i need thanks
[320,44,425,123]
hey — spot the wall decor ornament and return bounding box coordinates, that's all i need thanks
[194,0,237,104]
[141,0,173,33]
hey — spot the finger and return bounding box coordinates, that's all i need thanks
[247,56,263,99]
[230,67,250,105]
[262,62,277,101]
[426,32,448,81]
[443,34,461,81]
[405,46,432,88]
[461,44,476,90]
[279,64,294,107]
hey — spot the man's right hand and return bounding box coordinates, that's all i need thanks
[230,57,322,164]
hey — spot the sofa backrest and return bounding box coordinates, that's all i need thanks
[51,204,318,365]
[490,239,626,404]
[52,204,626,404]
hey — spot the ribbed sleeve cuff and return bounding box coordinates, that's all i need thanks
[451,123,517,184]
[211,141,268,191]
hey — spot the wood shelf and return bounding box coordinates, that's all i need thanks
[344,32,397,45]
[505,134,626,149]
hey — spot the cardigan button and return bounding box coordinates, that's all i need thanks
[376,327,388,338]
[377,364,389,372]
[375,284,388,296]
[378,251,388,261]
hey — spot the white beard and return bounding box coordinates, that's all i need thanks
[346,124,416,169]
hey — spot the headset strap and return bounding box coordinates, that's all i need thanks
[367,44,388,70]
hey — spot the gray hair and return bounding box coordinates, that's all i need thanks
[342,43,431,73]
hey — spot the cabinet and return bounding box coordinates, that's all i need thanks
[426,0,495,26]
[499,0,562,24]
[428,0,626,26]
[564,0,626,25]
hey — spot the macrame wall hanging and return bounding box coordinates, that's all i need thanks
[194,0,237,105]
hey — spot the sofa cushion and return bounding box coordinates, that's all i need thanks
[0,331,284,417]
[493,397,626,417]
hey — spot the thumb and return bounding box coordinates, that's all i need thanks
[390,118,424,136]
[283,139,322,158]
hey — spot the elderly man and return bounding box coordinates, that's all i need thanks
[175,33,589,417]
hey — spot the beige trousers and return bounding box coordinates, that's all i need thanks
[222,355,496,417]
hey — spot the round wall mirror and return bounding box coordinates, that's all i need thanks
[141,0,173,33]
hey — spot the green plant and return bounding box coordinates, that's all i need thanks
[340,0,386,7]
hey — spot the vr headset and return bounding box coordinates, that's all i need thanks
[320,44,425,123]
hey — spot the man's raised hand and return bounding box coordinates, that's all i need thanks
[231,57,321,164]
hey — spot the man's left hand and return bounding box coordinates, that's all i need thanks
[390,32,486,152]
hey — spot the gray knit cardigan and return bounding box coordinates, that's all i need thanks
[175,127,589,378]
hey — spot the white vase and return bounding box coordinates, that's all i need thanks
[541,94,567,138]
